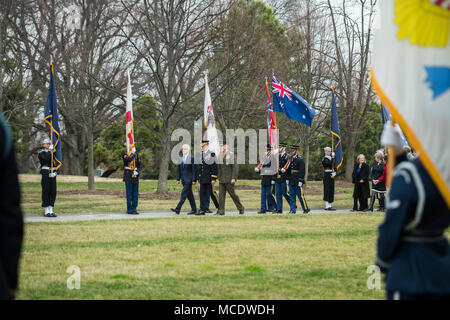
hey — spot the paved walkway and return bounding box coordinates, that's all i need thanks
[24,209,358,223]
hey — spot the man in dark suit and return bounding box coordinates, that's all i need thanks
[0,112,23,300]
[172,144,197,215]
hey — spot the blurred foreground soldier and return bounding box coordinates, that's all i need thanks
[368,151,387,211]
[123,148,141,214]
[196,140,218,215]
[172,144,197,215]
[274,142,290,213]
[322,147,336,211]
[216,144,244,215]
[39,138,58,217]
[286,145,309,214]
[255,144,276,214]
[376,123,450,300]
[0,112,23,300]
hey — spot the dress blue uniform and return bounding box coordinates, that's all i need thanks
[274,143,290,213]
[287,146,310,214]
[376,155,450,300]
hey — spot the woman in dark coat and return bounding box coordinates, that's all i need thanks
[368,151,387,211]
[351,154,370,211]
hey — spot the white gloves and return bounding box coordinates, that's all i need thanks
[286,180,289,184]
[132,147,136,153]
[381,122,403,149]
[254,167,260,173]
[331,172,336,178]
[133,170,138,176]
[271,180,275,185]
[331,152,335,157]
[298,182,303,187]
[49,172,57,178]
[49,144,54,150]
[281,168,286,173]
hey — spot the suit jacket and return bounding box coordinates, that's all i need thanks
[177,154,197,183]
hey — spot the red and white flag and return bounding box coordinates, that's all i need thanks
[204,74,220,154]
[125,69,136,169]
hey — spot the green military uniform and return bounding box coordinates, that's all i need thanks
[217,151,244,215]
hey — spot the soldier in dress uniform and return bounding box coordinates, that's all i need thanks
[216,144,244,215]
[123,147,141,214]
[39,138,58,217]
[322,147,337,211]
[274,142,290,213]
[0,111,23,300]
[195,140,218,215]
[376,123,450,300]
[255,144,276,214]
[171,144,197,215]
[286,145,310,214]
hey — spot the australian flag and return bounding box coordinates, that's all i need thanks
[272,75,315,127]
[330,89,343,170]
[44,64,62,171]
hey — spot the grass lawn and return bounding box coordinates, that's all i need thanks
[20,175,355,215]
[18,213,396,300]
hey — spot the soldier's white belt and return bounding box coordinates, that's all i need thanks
[41,166,50,170]
[124,167,132,170]
[324,169,333,172]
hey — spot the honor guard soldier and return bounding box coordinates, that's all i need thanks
[274,142,290,213]
[196,140,218,215]
[39,138,58,217]
[376,123,450,300]
[0,111,23,300]
[286,145,310,214]
[172,144,197,215]
[322,147,337,211]
[123,147,141,214]
[216,144,244,215]
[255,144,277,214]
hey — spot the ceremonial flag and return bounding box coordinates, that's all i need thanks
[330,88,343,171]
[381,105,408,147]
[203,74,220,154]
[266,79,278,148]
[272,75,316,127]
[125,69,136,170]
[44,64,62,171]
[371,0,450,206]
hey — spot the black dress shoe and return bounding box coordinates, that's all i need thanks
[239,208,245,215]
[288,211,296,214]
[187,210,197,215]
[206,209,213,213]
[303,209,310,214]
[276,210,283,214]
[196,211,206,215]
[171,208,180,214]
[327,207,336,211]
[257,210,266,214]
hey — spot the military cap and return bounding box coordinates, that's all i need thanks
[42,138,51,144]
[324,146,332,152]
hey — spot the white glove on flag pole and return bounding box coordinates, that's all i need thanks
[204,74,220,155]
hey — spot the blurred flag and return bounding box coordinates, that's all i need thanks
[381,105,408,147]
[330,88,343,171]
[272,75,316,127]
[266,79,278,148]
[371,0,450,206]
[44,64,62,171]
[125,69,135,170]
[203,74,220,154]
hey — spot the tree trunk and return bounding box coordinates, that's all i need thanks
[344,135,357,181]
[62,134,85,176]
[87,126,95,191]
[156,121,170,194]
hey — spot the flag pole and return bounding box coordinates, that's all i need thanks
[50,63,54,174]
[386,120,396,188]
[331,86,335,179]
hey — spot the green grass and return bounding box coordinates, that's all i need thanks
[21,179,355,215]
[18,213,395,300]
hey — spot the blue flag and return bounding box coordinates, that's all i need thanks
[381,105,408,147]
[330,89,343,170]
[272,75,315,127]
[44,65,62,171]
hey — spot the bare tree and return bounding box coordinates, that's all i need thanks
[119,0,233,193]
